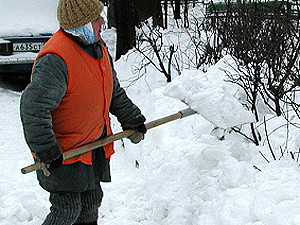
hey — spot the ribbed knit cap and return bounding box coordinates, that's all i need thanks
[57,0,104,30]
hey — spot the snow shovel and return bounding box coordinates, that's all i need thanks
[21,108,197,176]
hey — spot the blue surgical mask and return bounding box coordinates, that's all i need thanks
[65,22,95,44]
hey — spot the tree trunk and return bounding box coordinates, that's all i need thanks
[164,0,168,29]
[153,0,163,28]
[174,0,181,19]
[107,0,116,28]
[115,0,136,60]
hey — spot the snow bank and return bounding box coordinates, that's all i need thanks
[0,29,299,225]
[98,52,300,225]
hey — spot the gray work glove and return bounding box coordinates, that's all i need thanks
[125,124,147,144]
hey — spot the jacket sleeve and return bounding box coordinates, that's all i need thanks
[109,57,146,129]
[20,53,68,162]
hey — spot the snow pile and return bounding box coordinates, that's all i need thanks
[163,56,255,128]
[99,51,300,225]
[1,54,300,224]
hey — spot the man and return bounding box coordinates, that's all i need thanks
[20,0,146,224]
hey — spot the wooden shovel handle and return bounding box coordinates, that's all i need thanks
[21,108,197,175]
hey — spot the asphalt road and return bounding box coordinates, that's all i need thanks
[0,73,30,92]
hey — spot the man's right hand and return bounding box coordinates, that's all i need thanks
[126,123,147,144]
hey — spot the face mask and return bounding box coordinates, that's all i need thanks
[65,22,95,44]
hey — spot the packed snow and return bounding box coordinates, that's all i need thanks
[1,1,300,225]
[163,56,256,129]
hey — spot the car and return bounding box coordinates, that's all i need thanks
[0,34,52,75]
[0,0,59,77]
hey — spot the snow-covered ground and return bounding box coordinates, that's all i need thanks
[1,44,300,224]
[1,1,300,225]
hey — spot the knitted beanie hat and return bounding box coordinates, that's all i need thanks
[57,0,104,30]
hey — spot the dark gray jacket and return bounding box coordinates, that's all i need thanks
[20,30,145,193]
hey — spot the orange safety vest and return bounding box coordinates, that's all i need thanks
[34,30,115,165]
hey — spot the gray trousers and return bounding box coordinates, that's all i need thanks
[42,185,103,225]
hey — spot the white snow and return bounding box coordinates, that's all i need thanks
[1,42,300,225]
[0,52,38,65]
[1,2,300,225]
[0,0,59,37]
[163,56,256,128]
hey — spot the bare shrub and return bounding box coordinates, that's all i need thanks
[204,0,300,146]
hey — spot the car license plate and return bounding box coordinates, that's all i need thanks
[13,42,44,52]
